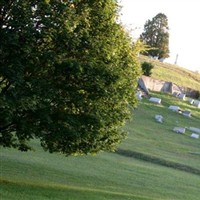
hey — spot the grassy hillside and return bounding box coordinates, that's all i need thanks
[122,92,200,170]
[139,55,200,91]
[1,92,200,200]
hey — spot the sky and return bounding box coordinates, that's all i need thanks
[119,0,200,72]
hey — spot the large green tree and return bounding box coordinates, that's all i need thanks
[0,0,140,155]
[140,13,169,59]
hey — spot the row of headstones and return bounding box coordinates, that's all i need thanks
[154,116,200,139]
[148,97,192,117]
[173,127,200,139]
[137,91,200,106]
[168,105,191,117]
[147,97,199,139]
[136,90,200,109]
[136,93,200,139]
[172,92,200,108]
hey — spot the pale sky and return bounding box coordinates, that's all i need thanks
[119,0,200,72]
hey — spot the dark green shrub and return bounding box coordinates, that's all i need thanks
[141,61,154,76]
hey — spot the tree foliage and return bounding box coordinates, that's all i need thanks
[140,13,169,59]
[0,0,140,155]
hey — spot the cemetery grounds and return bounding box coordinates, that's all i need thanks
[0,92,200,200]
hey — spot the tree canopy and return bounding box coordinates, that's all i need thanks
[0,0,140,155]
[140,13,169,59]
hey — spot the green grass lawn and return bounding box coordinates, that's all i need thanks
[1,92,200,200]
[122,92,200,170]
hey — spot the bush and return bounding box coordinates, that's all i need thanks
[141,61,154,76]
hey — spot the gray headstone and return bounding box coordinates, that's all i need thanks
[149,97,161,104]
[182,110,191,117]
[173,127,185,134]
[188,127,200,134]
[188,98,194,104]
[193,100,200,108]
[178,93,186,100]
[172,92,179,97]
[168,105,181,112]
[191,133,199,139]
[155,115,163,123]
[153,56,158,60]
[136,91,143,100]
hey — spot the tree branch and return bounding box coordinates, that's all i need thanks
[0,123,16,133]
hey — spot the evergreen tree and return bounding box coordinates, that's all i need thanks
[140,13,169,59]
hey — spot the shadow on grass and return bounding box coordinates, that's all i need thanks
[116,149,200,176]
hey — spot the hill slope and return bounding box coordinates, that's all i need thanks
[139,55,200,91]
[1,92,200,200]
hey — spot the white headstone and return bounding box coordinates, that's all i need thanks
[173,127,185,134]
[159,58,165,62]
[188,98,194,104]
[149,97,161,104]
[191,133,199,139]
[182,110,191,117]
[155,115,163,123]
[193,100,200,108]
[153,56,158,60]
[178,93,186,100]
[188,127,200,134]
[168,105,181,112]
[136,91,143,100]
[172,92,179,97]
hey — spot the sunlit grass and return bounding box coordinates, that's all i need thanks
[139,55,200,90]
[123,92,200,169]
[1,92,200,200]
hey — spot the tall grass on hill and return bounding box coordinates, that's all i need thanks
[139,55,200,91]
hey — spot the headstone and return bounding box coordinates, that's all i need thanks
[173,127,185,134]
[149,97,161,104]
[190,133,199,139]
[178,93,186,100]
[159,58,165,62]
[168,105,181,112]
[153,56,158,60]
[172,92,179,97]
[138,79,149,95]
[188,127,200,134]
[193,100,200,108]
[155,115,163,123]
[182,110,191,117]
[188,98,194,104]
[136,91,143,100]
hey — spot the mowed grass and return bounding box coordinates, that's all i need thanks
[122,92,200,170]
[1,92,200,200]
[139,55,200,90]
[1,148,200,200]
